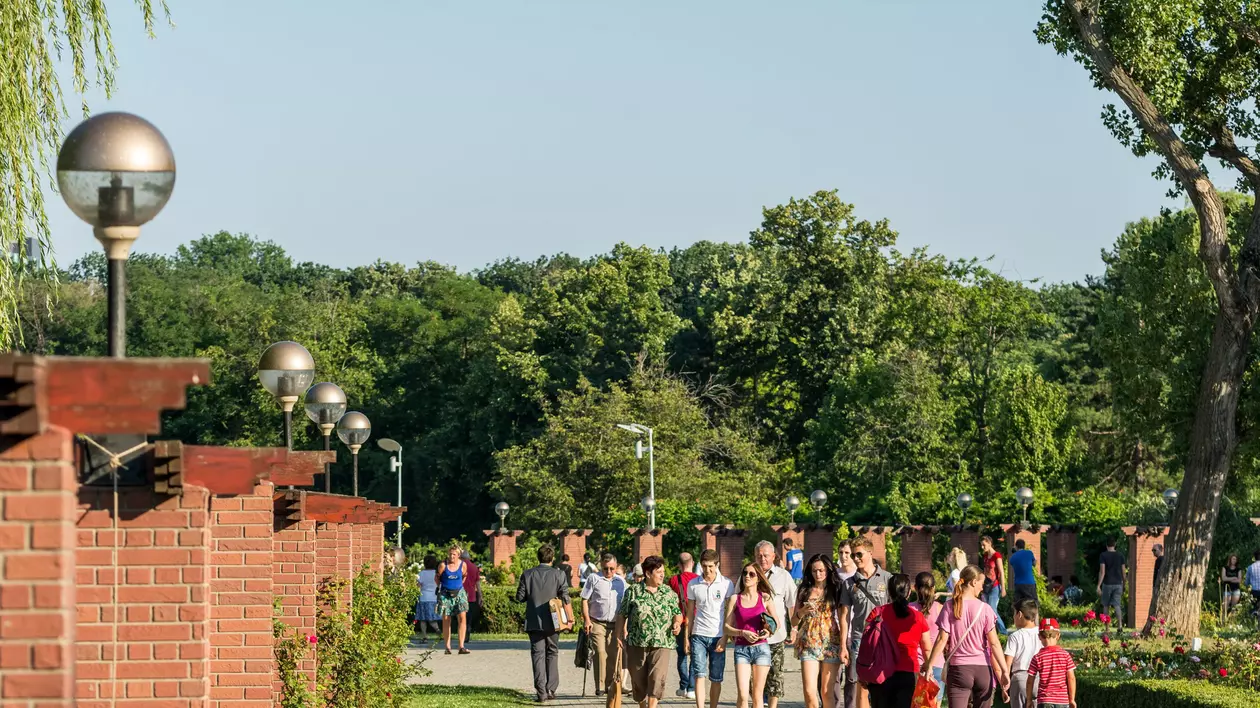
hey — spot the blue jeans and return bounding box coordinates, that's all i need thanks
[690,635,726,683]
[734,643,772,666]
[932,665,944,699]
[676,630,694,691]
[982,585,1008,634]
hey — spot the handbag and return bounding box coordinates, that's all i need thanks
[574,627,592,669]
[911,674,940,708]
[760,611,778,637]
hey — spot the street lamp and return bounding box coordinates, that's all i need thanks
[495,501,510,531]
[956,492,974,526]
[1016,487,1034,524]
[57,112,176,358]
[785,495,801,526]
[640,496,657,530]
[809,489,828,524]
[336,411,371,496]
[378,438,403,548]
[303,382,347,492]
[258,342,315,451]
[616,423,656,530]
[1163,488,1179,520]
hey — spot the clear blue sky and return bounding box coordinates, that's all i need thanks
[47,0,1180,284]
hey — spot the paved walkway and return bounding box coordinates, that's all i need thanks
[408,636,811,707]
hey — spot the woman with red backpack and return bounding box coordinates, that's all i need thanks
[922,566,1010,708]
[857,574,933,708]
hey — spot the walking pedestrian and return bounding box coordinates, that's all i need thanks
[516,544,572,703]
[687,549,734,708]
[1097,538,1126,629]
[726,561,780,708]
[1003,599,1040,708]
[754,540,797,708]
[437,545,471,655]
[670,552,700,699]
[837,537,892,708]
[579,553,598,584]
[923,566,1010,708]
[1008,540,1037,606]
[558,554,575,587]
[837,543,857,583]
[1025,619,1076,708]
[461,550,482,645]
[866,574,932,708]
[784,538,805,583]
[793,554,842,708]
[1222,555,1242,616]
[908,572,944,702]
[582,553,627,698]
[617,555,684,708]
[1150,543,1165,620]
[415,554,440,641]
[945,548,967,593]
[979,537,1007,635]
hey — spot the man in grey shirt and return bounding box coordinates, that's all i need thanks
[581,553,627,697]
[837,537,892,708]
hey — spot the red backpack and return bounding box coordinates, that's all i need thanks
[856,605,899,686]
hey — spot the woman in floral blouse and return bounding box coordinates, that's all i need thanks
[793,554,843,708]
[617,555,683,708]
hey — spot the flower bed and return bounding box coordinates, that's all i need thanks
[1076,675,1259,708]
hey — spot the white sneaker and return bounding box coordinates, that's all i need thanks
[676,689,688,697]
[686,690,696,699]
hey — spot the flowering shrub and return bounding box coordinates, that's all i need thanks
[274,597,316,708]
[315,568,429,707]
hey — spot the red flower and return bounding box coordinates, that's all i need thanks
[1071,619,1080,627]
[1100,613,1112,625]
[1175,647,1186,654]
[1101,635,1111,646]
[363,618,370,625]
[1085,611,1097,621]
[1149,615,1158,623]
[1159,618,1167,625]
[308,635,318,644]
[1220,668,1229,678]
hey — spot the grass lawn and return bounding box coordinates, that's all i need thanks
[407,685,531,707]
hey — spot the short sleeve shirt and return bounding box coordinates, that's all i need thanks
[1003,627,1041,672]
[1028,645,1076,704]
[618,583,681,649]
[764,566,798,644]
[786,549,804,581]
[1100,551,1125,585]
[581,573,625,623]
[839,567,892,644]
[983,552,1004,585]
[1009,550,1036,586]
[879,605,930,674]
[687,575,735,638]
[936,598,997,666]
[463,562,481,602]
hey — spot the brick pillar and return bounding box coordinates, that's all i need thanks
[716,529,747,580]
[697,525,721,554]
[0,427,76,707]
[551,530,593,588]
[483,530,523,581]
[74,484,211,708]
[209,484,276,708]
[1002,524,1043,577]
[803,524,838,563]
[315,522,351,610]
[853,526,889,569]
[772,525,804,567]
[1124,525,1168,629]
[272,519,316,694]
[949,527,981,567]
[898,526,934,579]
[628,529,668,564]
[1044,527,1078,583]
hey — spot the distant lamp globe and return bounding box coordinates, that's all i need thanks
[336,412,371,496]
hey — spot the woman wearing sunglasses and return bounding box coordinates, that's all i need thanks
[793,554,843,708]
[725,561,780,708]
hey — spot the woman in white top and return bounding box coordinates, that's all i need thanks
[945,547,968,593]
[415,554,440,641]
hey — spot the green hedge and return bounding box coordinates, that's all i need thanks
[474,586,585,634]
[1077,675,1260,708]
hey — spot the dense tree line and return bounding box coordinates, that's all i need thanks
[19,190,1258,556]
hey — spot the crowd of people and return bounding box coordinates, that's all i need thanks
[488,535,1076,708]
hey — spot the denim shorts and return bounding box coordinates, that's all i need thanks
[734,643,772,666]
[690,635,726,682]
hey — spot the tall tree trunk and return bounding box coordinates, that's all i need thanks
[1151,312,1249,631]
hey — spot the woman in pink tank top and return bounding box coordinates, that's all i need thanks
[724,562,779,708]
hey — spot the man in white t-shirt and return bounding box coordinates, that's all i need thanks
[686,549,734,708]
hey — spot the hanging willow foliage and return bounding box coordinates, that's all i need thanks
[0,0,170,348]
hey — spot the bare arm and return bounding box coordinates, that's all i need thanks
[1097,564,1105,592]
[1027,674,1037,705]
[924,626,948,672]
[986,628,1009,688]
[1067,669,1077,707]
[582,598,592,630]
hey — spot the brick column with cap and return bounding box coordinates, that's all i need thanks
[948,527,981,567]
[802,524,839,563]
[551,529,593,588]
[897,526,935,578]
[628,529,668,564]
[852,526,890,568]
[772,525,805,569]
[1045,526,1079,583]
[483,529,524,578]
[1123,525,1168,628]
[1001,524,1043,577]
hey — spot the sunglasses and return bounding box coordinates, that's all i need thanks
[744,571,758,577]
[853,552,866,559]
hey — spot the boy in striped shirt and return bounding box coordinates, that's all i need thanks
[1027,618,1076,708]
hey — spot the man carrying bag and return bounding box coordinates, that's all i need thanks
[516,544,573,703]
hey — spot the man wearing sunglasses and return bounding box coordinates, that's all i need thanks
[582,553,628,698]
[837,537,892,708]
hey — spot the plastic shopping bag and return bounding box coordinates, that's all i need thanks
[911,674,940,708]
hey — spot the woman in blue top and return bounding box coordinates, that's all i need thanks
[437,545,471,654]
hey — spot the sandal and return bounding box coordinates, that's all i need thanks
[459,648,470,655]
[444,649,451,655]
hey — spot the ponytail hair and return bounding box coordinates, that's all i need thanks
[952,565,983,620]
[914,571,936,611]
[889,573,912,619]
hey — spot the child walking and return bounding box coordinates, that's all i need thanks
[1027,618,1076,708]
[1003,600,1041,708]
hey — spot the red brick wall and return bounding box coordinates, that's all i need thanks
[1126,528,1168,628]
[553,532,588,588]
[899,530,934,579]
[315,521,351,611]
[273,520,316,694]
[0,427,76,707]
[715,533,745,582]
[860,530,888,569]
[209,484,275,708]
[803,527,835,563]
[1045,530,1078,584]
[74,484,211,707]
[950,530,981,567]
[630,530,666,564]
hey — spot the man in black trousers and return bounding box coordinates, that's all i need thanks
[516,543,572,703]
